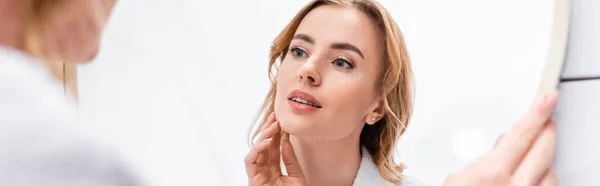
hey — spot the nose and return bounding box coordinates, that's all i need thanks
[297,59,321,86]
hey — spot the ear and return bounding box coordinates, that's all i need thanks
[364,98,385,125]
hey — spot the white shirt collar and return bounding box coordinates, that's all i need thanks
[354,147,398,186]
[354,147,427,186]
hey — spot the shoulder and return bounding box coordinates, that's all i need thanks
[0,47,78,139]
[0,47,68,109]
[0,48,142,186]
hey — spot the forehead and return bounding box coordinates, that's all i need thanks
[295,5,382,54]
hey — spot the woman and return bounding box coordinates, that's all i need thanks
[0,0,142,185]
[244,0,559,186]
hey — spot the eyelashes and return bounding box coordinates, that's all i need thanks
[288,46,355,70]
[333,58,354,69]
[289,47,308,58]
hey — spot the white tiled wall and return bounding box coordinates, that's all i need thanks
[560,0,600,79]
[554,0,600,185]
[555,80,600,186]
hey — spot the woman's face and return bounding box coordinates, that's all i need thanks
[35,0,116,63]
[274,5,384,141]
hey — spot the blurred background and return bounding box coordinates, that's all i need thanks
[76,0,556,185]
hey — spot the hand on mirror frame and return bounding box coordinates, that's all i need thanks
[245,114,306,186]
[444,91,559,186]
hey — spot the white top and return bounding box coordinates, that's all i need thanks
[353,147,429,186]
[0,46,141,186]
[279,146,429,186]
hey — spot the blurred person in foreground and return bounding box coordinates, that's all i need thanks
[0,0,142,185]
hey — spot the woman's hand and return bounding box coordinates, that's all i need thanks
[245,114,306,186]
[445,91,559,186]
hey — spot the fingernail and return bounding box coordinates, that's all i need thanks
[494,133,505,147]
[264,138,273,143]
[544,92,559,107]
[270,121,279,128]
[544,117,557,128]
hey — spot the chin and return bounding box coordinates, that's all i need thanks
[275,106,360,142]
[275,100,313,138]
[77,54,97,64]
[79,46,101,63]
[276,111,305,134]
[276,107,337,142]
[67,50,97,64]
[71,42,101,64]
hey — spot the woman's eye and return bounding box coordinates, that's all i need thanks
[290,48,307,58]
[333,58,354,69]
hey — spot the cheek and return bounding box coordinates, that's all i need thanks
[317,75,378,138]
[324,80,375,121]
[275,59,299,92]
[274,60,296,109]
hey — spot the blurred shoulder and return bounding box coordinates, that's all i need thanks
[0,46,143,186]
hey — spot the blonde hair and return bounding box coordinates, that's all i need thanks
[249,0,413,184]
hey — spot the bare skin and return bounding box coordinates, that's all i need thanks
[0,0,116,63]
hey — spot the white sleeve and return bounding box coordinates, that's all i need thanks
[0,59,144,186]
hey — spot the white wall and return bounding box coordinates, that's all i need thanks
[77,0,556,185]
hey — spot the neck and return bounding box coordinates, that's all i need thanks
[0,1,64,82]
[290,131,363,186]
[0,0,31,50]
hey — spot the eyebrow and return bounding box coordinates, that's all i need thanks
[292,34,365,59]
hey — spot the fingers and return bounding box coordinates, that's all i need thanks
[492,91,559,171]
[263,113,277,131]
[268,122,283,176]
[494,133,505,148]
[245,113,281,178]
[539,168,558,186]
[256,123,281,173]
[512,120,557,185]
[245,137,274,178]
[255,114,278,170]
[257,113,277,139]
[255,114,276,166]
[282,139,304,178]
